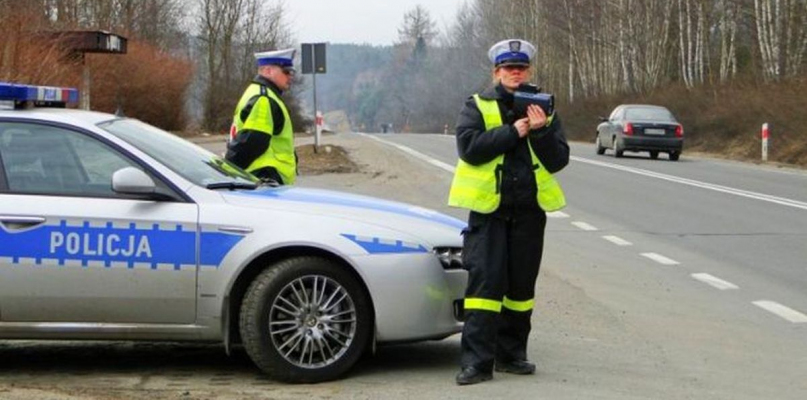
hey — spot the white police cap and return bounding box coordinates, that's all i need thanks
[488,39,536,67]
[254,48,296,69]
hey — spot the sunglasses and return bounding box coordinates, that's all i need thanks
[281,68,295,76]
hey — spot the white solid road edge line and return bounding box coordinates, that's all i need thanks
[602,235,632,246]
[571,155,807,211]
[356,132,456,173]
[640,252,680,265]
[691,273,739,290]
[753,300,807,323]
[571,221,598,231]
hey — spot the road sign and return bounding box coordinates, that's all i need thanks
[301,43,327,74]
[302,43,327,150]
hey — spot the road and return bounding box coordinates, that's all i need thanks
[318,132,807,399]
[2,133,804,400]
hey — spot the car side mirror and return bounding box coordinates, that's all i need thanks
[112,167,156,195]
[599,116,609,122]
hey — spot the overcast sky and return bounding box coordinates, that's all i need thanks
[286,0,467,46]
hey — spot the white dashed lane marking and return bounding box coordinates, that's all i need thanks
[547,211,569,219]
[753,301,807,323]
[571,221,598,231]
[691,273,739,290]
[641,252,680,265]
[602,235,632,246]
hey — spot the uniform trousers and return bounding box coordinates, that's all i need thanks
[460,207,547,370]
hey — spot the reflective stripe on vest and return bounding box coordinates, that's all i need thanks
[502,296,534,312]
[464,297,502,313]
[232,83,296,184]
[448,94,566,213]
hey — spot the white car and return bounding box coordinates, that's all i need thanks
[0,83,467,383]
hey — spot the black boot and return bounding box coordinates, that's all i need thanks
[455,366,493,385]
[495,360,535,375]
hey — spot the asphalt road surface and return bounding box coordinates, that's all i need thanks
[2,133,804,400]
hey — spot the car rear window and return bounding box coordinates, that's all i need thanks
[625,108,675,121]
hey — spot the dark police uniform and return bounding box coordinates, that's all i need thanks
[453,82,570,377]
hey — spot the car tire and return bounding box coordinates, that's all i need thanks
[669,151,680,161]
[595,136,605,155]
[649,151,659,159]
[612,137,624,158]
[240,256,372,383]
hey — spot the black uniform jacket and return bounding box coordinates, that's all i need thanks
[225,75,287,182]
[455,84,570,211]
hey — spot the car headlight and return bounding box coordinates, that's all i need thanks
[432,246,463,270]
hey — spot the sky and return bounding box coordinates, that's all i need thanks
[286,0,467,46]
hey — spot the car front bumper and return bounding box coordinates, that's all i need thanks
[352,253,467,342]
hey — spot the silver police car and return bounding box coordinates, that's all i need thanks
[0,83,466,383]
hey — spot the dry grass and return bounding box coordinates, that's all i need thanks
[560,76,807,167]
[296,144,359,175]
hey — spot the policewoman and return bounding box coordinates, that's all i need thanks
[449,39,569,385]
[226,48,297,185]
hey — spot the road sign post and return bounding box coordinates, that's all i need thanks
[762,123,769,162]
[302,43,327,151]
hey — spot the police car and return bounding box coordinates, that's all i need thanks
[0,82,467,383]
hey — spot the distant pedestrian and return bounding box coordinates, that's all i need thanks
[448,39,570,385]
[226,48,297,185]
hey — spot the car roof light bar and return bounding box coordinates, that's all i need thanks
[0,82,79,109]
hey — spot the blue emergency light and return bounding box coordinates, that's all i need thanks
[0,82,79,106]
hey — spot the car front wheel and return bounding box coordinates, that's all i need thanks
[595,136,606,155]
[240,256,372,383]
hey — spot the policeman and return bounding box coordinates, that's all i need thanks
[225,48,297,185]
[448,39,569,385]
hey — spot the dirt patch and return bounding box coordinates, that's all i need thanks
[296,144,359,175]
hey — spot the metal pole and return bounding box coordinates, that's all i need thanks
[81,55,91,110]
[312,45,320,152]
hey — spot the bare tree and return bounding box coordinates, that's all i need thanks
[718,0,739,82]
[397,5,438,46]
[678,0,709,87]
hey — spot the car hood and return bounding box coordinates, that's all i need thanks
[221,186,466,247]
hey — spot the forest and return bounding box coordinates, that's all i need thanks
[1,0,805,165]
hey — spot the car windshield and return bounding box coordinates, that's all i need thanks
[625,107,676,121]
[98,118,259,188]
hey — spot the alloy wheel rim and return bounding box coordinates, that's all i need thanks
[269,274,357,369]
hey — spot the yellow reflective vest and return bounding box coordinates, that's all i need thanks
[231,83,296,185]
[448,94,566,213]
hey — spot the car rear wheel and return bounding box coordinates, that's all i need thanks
[669,151,680,161]
[612,137,624,158]
[649,151,659,159]
[595,136,605,155]
[240,256,372,383]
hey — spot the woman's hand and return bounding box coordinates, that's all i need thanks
[527,104,547,130]
[514,118,531,138]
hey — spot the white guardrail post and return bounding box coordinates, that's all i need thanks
[761,123,769,162]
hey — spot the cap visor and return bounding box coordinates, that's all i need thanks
[497,61,530,67]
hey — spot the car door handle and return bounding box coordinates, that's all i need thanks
[0,215,47,230]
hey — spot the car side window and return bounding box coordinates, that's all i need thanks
[0,122,161,198]
[609,107,622,121]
